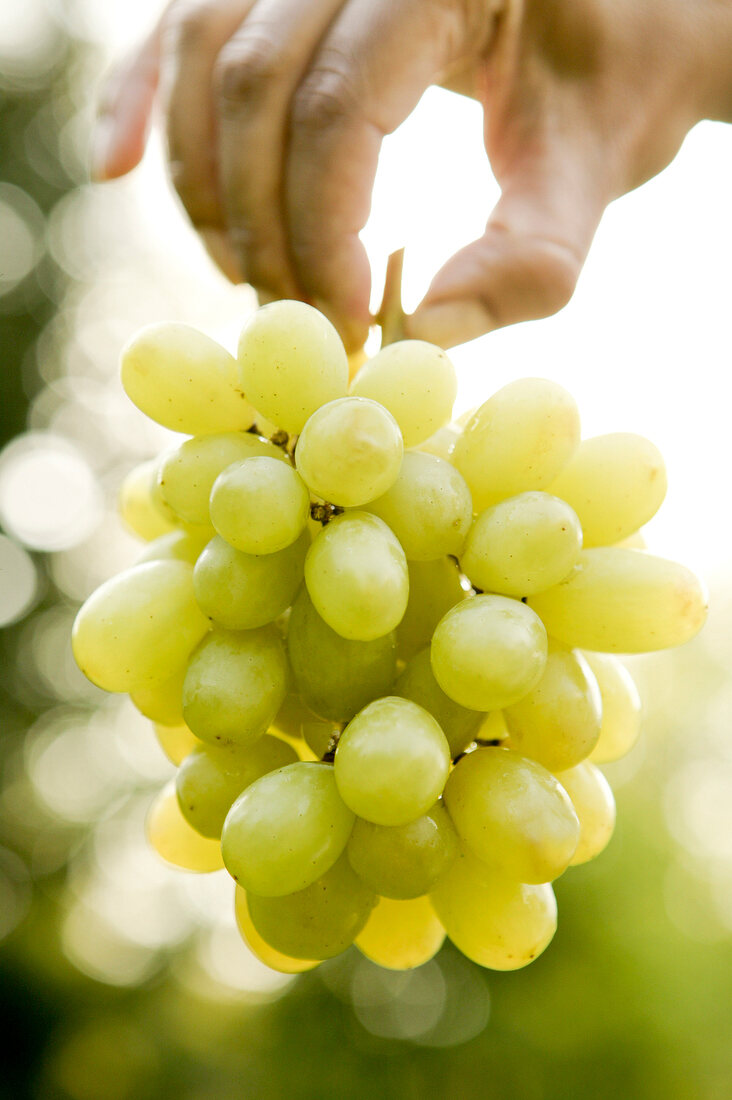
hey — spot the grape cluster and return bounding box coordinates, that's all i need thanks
[72,301,707,975]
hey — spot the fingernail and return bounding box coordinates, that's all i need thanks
[89,117,114,181]
[406,300,497,349]
[312,297,369,355]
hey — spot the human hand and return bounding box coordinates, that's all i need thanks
[92,0,732,350]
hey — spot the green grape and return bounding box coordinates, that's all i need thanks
[121,323,254,434]
[234,887,319,974]
[72,561,210,693]
[451,378,580,512]
[396,557,466,662]
[460,491,582,597]
[130,665,186,726]
[365,452,472,561]
[584,652,642,763]
[554,762,616,865]
[136,528,213,566]
[119,459,177,540]
[176,735,298,838]
[247,853,376,960]
[287,588,396,722]
[431,850,557,970]
[182,626,288,746]
[270,690,314,741]
[158,431,287,526]
[416,423,461,462]
[334,697,450,826]
[431,595,547,711]
[443,747,579,883]
[394,647,482,757]
[528,548,708,652]
[355,896,445,971]
[476,709,510,742]
[349,340,457,447]
[153,721,200,766]
[302,719,339,760]
[503,643,601,772]
[305,512,408,641]
[193,532,308,630]
[221,762,354,895]
[238,300,348,433]
[347,801,458,899]
[146,783,224,872]
[210,457,310,554]
[548,432,667,547]
[295,397,403,507]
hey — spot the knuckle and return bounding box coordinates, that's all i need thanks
[291,60,360,135]
[525,238,582,315]
[165,1,213,53]
[214,34,285,107]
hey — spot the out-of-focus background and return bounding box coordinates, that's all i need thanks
[1,3,731,1098]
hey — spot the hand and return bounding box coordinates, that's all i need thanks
[92,0,732,350]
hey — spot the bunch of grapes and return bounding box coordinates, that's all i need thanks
[71,298,707,975]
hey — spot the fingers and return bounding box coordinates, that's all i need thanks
[91,20,165,181]
[284,0,492,350]
[213,0,347,304]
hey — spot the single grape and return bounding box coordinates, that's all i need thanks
[193,531,308,630]
[119,459,177,541]
[394,647,483,758]
[347,801,459,899]
[295,396,403,507]
[136,528,213,566]
[431,595,547,711]
[444,747,579,883]
[460,491,582,597]
[349,339,457,447]
[334,697,450,826]
[72,560,210,693]
[146,783,224,872]
[238,300,348,433]
[355,895,446,971]
[121,323,254,434]
[584,653,642,763]
[130,665,186,726]
[176,736,298,838]
[153,721,200,766]
[554,762,616,865]
[210,457,310,554]
[397,557,466,662]
[365,451,472,561]
[182,626,288,746]
[416,423,461,462]
[234,886,319,974]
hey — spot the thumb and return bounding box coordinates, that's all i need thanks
[91,21,165,182]
[407,149,608,348]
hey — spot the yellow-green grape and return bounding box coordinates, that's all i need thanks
[136,528,213,566]
[72,561,210,693]
[430,595,548,711]
[614,530,646,550]
[146,783,224,872]
[210,457,310,555]
[394,647,482,758]
[554,762,616,865]
[158,432,287,527]
[302,719,339,760]
[346,802,458,899]
[365,452,472,561]
[182,626,288,746]
[416,423,461,462]
[153,721,200,766]
[238,300,348,433]
[193,532,308,630]
[334,697,450,826]
[397,557,466,662]
[287,588,396,723]
[270,691,314,742]
[460,492,582,597]
[176,736,298,839]
[221,762,353,895]
[528,548,708,653]
[584,652,642,763]
[503,643,601,772]
[431,851,557,970]
[234,887,319,974]
[247,854,376,960]
[451,379,580,512]
[349,340,457,447]
[548,433,667,547]
[355,896,445,971]
[444,747,579,883]
[476,710,510,742]
[130,665,186,726]
[295,397,403,507]
[119,459,177,541]
[305,513,408,641]
[121,323,253,434]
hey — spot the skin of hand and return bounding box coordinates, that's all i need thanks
[92,0,732,351]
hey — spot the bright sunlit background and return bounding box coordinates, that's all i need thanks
[1,2,731,1098]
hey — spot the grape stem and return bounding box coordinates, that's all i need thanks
[376,249,407,348]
